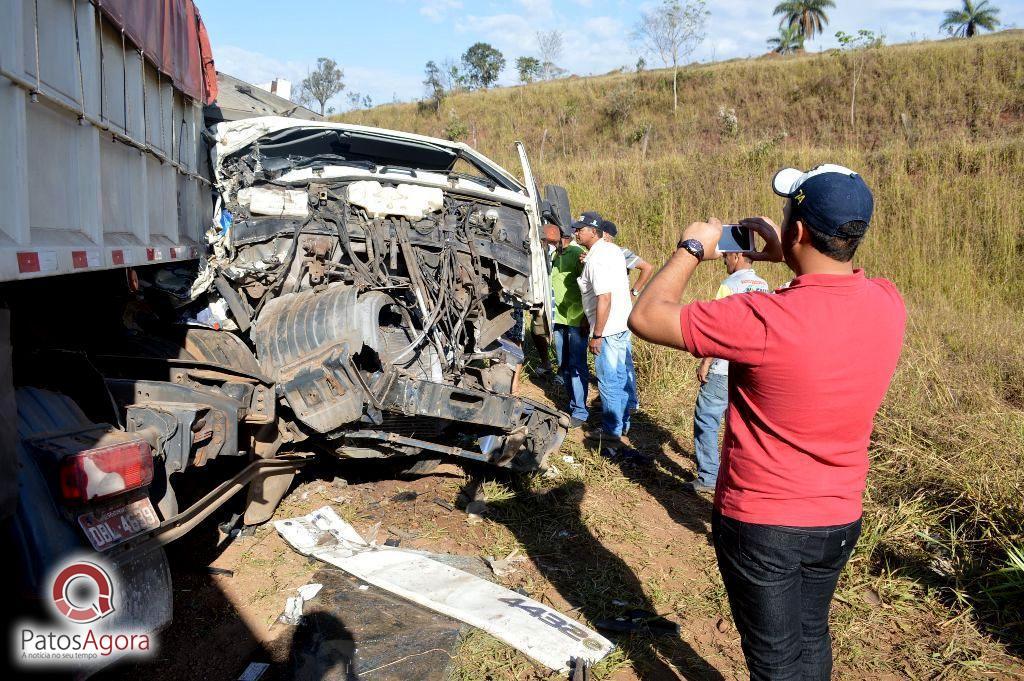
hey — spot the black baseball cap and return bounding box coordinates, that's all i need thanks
[570,211,603,233]
[600,220,618,238]
[772,164,873,237]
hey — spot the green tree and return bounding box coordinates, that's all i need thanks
[299,57,344,116]
[515,56,542,84]
[461,42,506,90]
[773,0,835,43]
[941,0,1001,37]
[768,24,804,54]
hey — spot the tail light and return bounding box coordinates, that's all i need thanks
[58,440,154,503]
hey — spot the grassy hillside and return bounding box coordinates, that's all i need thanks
[342,31,1024,670]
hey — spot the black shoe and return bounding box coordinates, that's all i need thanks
[682,480,716,495]
[569,417,586,429]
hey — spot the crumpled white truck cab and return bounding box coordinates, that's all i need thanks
[198,117,569,474]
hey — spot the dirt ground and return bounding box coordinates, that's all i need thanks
[98,376,1023,681]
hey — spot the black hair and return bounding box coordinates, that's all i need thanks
[804,220,868,263]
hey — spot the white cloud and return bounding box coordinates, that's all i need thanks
[582,15,622,39]
[420,0,463,22]
[515,0,556,20]
[212,44,422,112]
[214,45,310,89]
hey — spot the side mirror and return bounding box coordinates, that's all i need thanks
[543,185,571,231]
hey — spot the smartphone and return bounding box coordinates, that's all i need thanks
[718,224,753,253]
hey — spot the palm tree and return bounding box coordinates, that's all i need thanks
[941,0,1000,37]
[768,24,805,54]
[773,0,836,43]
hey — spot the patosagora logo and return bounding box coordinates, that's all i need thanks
[50,561,116,624]
[15,556,152,667]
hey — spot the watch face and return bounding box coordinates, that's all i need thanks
[681,239,704,260]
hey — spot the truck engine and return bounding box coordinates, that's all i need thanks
[196,118,568,475]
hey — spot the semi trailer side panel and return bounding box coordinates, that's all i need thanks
[0,0,211,283]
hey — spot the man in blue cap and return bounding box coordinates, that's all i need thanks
[574,213,634,444]
[629,164,906,680]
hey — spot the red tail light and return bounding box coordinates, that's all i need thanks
[58,440,154,503]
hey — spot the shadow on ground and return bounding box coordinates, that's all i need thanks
[488,478,724,680]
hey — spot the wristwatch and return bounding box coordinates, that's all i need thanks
[631,288,640,297]
[677,238,704,262]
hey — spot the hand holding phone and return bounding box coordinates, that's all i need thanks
[716,224,753,253]
[738,217,784,262]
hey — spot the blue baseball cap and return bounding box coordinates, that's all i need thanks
[600,220,618,237]
[772,164,873,237]
[570,211,603,233]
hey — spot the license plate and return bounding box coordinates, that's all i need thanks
[78,497,160,551]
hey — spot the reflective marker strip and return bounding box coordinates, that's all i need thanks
[111,250,125,265]
[17,251,58,273]
[147,248,163,261]
[17,252,39,273]
[72,250,101,269]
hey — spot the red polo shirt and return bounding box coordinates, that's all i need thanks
[679,269,906,526]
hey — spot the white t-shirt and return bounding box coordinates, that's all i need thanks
[578,239,633,336]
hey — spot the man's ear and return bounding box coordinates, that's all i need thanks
[793,219,812,245]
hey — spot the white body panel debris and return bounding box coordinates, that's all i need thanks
[275,506,614,672]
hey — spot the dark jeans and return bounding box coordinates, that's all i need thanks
[712,511,862,680]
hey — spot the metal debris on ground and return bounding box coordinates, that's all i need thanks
[485,548,528,578]
[280,583,324,625]
[236,661,270,681]
[297,583,323,601]
[570,656,591,681]
[432,496,455,511]
[543,464,562,479]
[279,596,304,625]
[387,526,419,541]
[391,490,418,502]
[206,567,235,577]
[595,608,679,635]
[275,506,614,672]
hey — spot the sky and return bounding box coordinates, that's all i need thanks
[200,0,1024,112]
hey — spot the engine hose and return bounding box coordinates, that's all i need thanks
[213,275,251,332]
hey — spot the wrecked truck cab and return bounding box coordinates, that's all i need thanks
[198,117,568,472]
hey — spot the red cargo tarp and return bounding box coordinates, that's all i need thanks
[93,0,217,104]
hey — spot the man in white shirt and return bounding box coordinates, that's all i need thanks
[573,213,636,443]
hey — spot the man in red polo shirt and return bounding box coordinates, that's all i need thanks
[628,164,906,680]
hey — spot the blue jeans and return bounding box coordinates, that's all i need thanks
[552,324,589,421]
[625,342,638,412]
[693,372,728,487]
[712,512,862,680]
[594,331,633,437]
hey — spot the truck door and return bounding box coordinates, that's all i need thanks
[514,141,554,337]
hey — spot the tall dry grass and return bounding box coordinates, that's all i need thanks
[342,32,1024,648]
